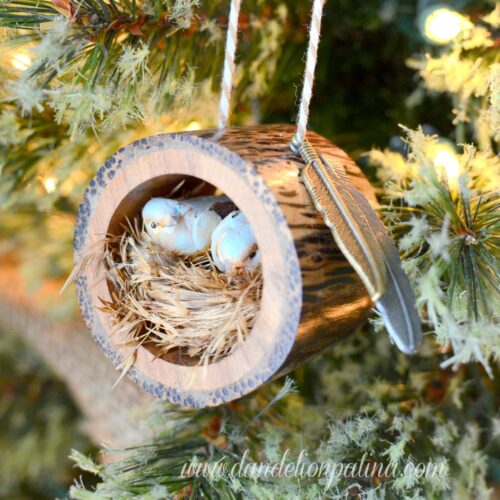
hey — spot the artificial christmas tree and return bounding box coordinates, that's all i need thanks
[0,0,498,497]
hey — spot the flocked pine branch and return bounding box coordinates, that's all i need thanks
[408,6,500,150]
[370,127,499,376]
[2,0,221,132]
[0,0,291,136]
[366,9,500,375]
[69,379,299,499]
[69,332,499,499]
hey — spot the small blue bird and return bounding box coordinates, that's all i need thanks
[210,211,260,273]
[142,196,224,256]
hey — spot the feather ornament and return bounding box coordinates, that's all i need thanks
[348,184,422,353]
[292,138,387,301]
[291,137,421,354]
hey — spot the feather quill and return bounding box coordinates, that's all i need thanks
[291,138,421,353]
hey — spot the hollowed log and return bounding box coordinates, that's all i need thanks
[75,124,374,407]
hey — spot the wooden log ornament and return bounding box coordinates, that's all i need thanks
[75,124,375,407]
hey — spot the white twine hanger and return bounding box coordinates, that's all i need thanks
[217,0,326,142]
[294,0,326,145]
[218,0,242,129]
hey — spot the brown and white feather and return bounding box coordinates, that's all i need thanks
[301,152,387,301]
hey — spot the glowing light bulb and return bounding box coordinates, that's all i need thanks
[433,148,460,179]
[427,141,460,185]
[42,177,57,193]
[185,121,202,131]
[10,52,32,71]
[420,6,472,45]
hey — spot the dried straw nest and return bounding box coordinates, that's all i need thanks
[99,220,263,366]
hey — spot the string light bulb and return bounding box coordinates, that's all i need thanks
[185,121,202,131]
[419,6,472,45]
[42,177,57,193]
[427,139,460,185]
[10,51,32,71]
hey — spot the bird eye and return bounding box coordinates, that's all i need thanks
[150,222,157,229]
[248,244,258,259]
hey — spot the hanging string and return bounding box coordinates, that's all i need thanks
[217,0,324,135]
[218,0,242,129]
[293,0,326,146]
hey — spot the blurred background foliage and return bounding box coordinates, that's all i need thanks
[0,330,95,499]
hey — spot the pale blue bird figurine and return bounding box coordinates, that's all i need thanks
[142,196,225,256]
[210,211,260,273]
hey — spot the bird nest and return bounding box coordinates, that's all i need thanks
[94,219,263,368]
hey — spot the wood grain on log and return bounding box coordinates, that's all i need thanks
[76,124,375,407]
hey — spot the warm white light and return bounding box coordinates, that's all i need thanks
[433,148,460,179]
[428,141,460,183]
[10,52,32,71]
[185,120,202,131]
[60,179,75,196]
[43,177,57,193]
[421,7,472,45]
